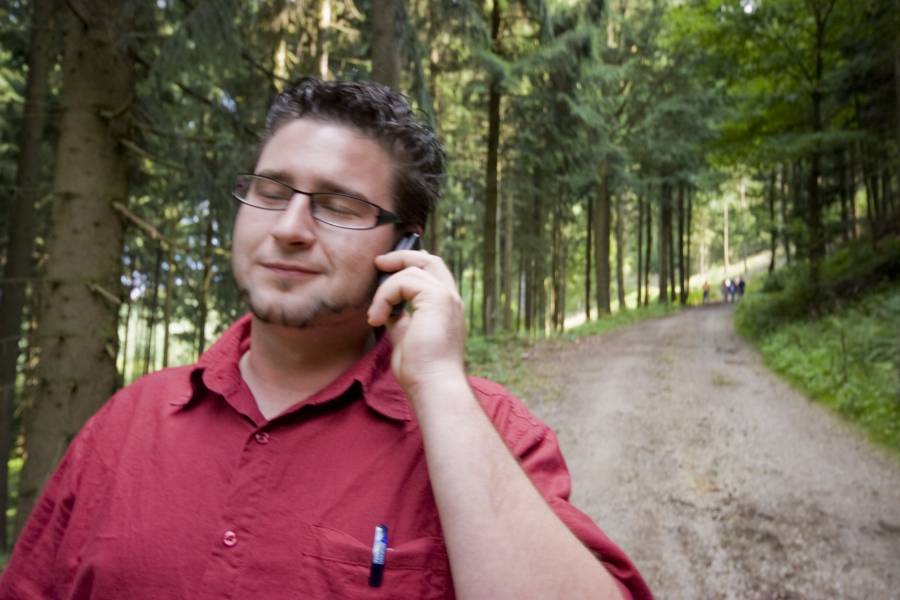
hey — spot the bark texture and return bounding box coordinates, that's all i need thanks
[594,161,611,314]
[15,1,132,534]
[370,0,400,88]
[481,0,502,335]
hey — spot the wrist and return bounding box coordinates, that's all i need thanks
[401,363,470,411]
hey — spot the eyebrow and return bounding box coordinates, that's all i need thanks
[254,168,371,202]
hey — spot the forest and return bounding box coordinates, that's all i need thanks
[0,0,898,557]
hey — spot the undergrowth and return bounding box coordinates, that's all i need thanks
[736,236,900,454]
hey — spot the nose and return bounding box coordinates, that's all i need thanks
[270,191,317,246]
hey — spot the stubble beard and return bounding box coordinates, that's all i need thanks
[236,276,378,329]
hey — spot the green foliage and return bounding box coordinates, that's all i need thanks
[465,333,539,395]
[736,236,900,453]
[758,285,900,452]
[736,236,900,337]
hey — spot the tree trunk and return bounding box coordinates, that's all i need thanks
[677,185,686,304]
[658,185,669,304]
[525,176,543,334]
[162,254,173,369]
[667,190,676,304]
[142,245,163,375]
[847,145,859,239]
[781,162,793,262]
[196,216,214,357]
[636,195,644,308]
[556,208,567,331]
[723,194,730,276]
[768,169,777,272]
[881,169,893,220]
[0,0,54,552]
[594,161,611,314]
[615,195,626,311]
[317,0,332,79]
[501,189,514,331]
[894,44,900,160]
[806,1,832,272]
[793,159,805,226]
[424,18,441,256]
[370,0,400,88]
[468,251,477,331]
[585,194,592,321]
[516,253,524,333]
[135,302,148,378]
[16,1,133,534]
[837,149,851,242]
[481,0,501,335]
[861,143,878,245]
[644,196,652,307]
[119,294,131,381]
[551,204,562,331]
[685,189,693,300]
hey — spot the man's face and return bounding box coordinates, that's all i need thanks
[231,118,399,329]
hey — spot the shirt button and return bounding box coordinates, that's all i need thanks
[223,530,238,547]
[254,432,270,444]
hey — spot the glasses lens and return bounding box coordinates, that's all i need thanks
[235,175,292,210]
[311,194,380,229]
[232,175,393,229]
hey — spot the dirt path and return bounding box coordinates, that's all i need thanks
[523,303,900,600]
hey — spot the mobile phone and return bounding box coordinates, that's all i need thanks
[377,233,421,316]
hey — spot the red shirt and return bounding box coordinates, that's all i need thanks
[0,315,652,600]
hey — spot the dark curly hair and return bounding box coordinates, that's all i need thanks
[255,77,445,229]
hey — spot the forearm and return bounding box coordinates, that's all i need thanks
[408,374,625,600]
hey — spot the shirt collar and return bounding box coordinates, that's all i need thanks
[173,314,411,423]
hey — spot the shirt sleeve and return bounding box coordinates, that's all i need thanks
[469,377,655,600]
[0,412,101,599]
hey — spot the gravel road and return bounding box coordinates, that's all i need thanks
[524,303,900,600]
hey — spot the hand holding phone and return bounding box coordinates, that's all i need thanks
[377,233,422,317]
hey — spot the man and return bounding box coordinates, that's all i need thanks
[0,78,652,599]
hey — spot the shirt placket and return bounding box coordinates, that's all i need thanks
[194,424,276,600]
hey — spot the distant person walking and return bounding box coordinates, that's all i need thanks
[722,278,737,303]
[737,276,746,300]
[702,281,711,304]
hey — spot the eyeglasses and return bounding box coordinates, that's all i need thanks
[232,173,402,230]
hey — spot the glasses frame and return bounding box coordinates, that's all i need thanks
[232,173,402,230]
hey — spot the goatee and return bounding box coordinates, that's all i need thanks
[236,280,378,329]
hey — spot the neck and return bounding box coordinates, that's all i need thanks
[240,314,374,418]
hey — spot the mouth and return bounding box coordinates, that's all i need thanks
[261,262,322,278]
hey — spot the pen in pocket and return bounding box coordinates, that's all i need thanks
[369,524,388,587]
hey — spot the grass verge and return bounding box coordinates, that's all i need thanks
[735,236,900,454]
[465,302,680,399]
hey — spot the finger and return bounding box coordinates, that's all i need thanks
[367,267,437,326]
[374,251,456,289]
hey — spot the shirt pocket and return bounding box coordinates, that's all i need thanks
[301,523,451,600]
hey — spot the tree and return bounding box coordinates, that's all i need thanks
[0,0,54,552]
[15,1,135,532]
[371,0,401,87]
[481,0,502,335]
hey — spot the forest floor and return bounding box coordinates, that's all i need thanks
[521,302,900,600]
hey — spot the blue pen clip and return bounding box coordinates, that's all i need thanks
[369,524,388,587]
